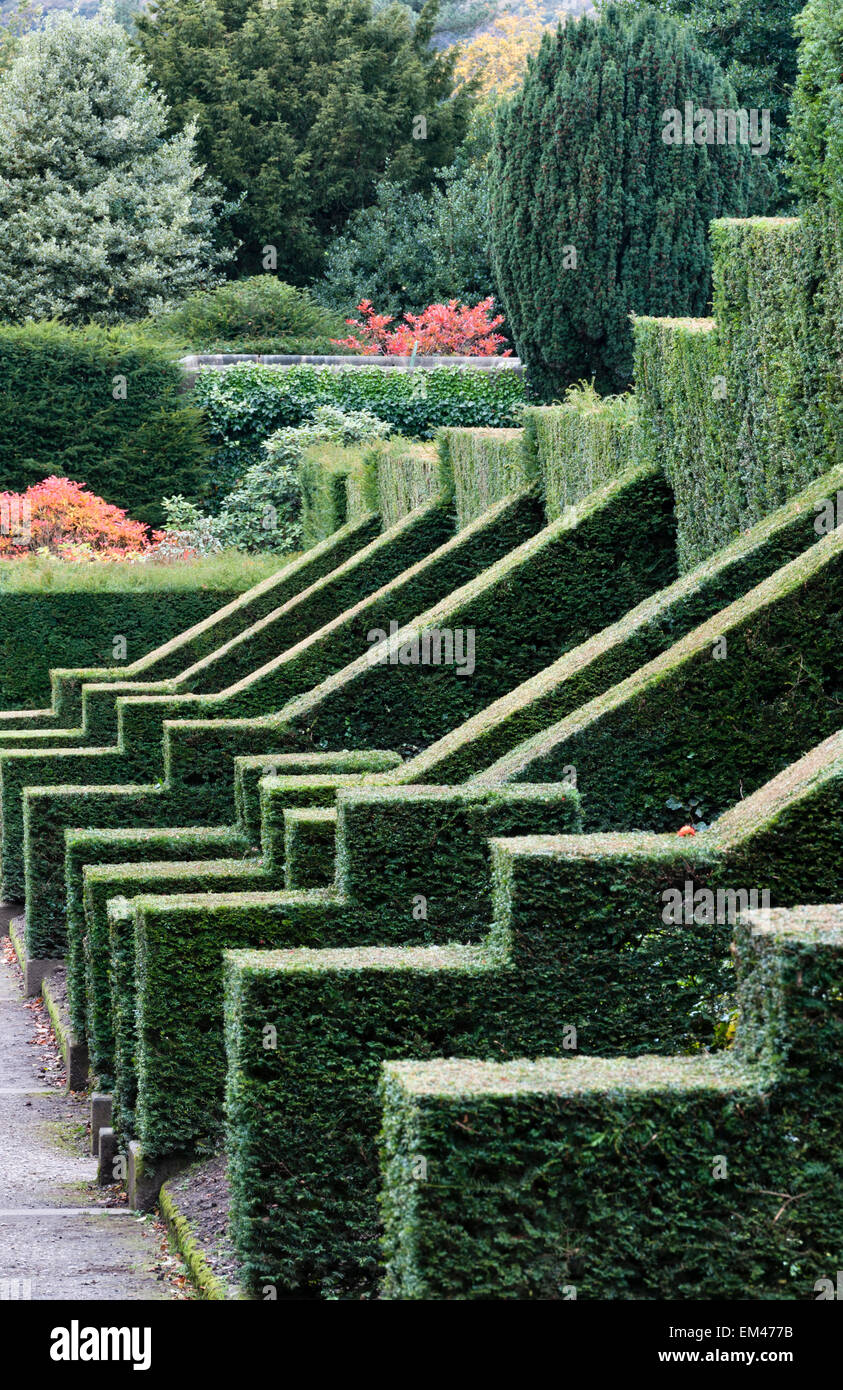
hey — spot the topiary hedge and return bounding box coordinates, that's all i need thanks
[0,322,211,526]
[224,728,843,1297]
[378,900,843,1299]
[480,528,843,832]
[634,217,843,570]
[398,464,843,785]
[438,428,529,530]
[524,386,639,522]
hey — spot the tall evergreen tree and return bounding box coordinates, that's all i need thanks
[489,3,755,398]
[789,0,843,214]
[613,0,805,207]
[136,0,475,282]
[0,9,226,324]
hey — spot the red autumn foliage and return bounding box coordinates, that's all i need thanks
[0,476,154,560]
[332,297,511,356]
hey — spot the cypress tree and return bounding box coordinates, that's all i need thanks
[489,3,755,397]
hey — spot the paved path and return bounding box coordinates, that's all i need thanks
[0,943,172,1300]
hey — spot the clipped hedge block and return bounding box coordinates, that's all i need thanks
[479,527,843,831]
[399,464,843,784]
[379,904,843,1299]
[438,428,530,530]
[524,387,639,522]
[633,315,739,572]
[224,723,843,1296]
[372,439,446,530]
[128,782,580,1159]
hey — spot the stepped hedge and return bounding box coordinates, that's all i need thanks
[380,902,843,1299]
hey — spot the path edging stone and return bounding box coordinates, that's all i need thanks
[41,974,89,1092]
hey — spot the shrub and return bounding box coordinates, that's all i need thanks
[175,405,391,554]
[0,321,210,527]
[0,10,227,325]
[319,164,496,319]
[332,297,510,356]
[147,276,345,351]
[193,362,525,490]
[489,3,755,397]
[0,477,153,560]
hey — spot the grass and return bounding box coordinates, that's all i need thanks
[0,551,295,593]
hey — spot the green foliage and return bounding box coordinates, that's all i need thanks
[401,465,843,786]
[789,0,843,214]
[371,438,445,530]
[186,404,391,553]
[615,0,804,209]
[487,531,843,837]
[438,427,527,529]
[0,321,211,526]
[147,275,346,351]
[320,163,496,319]
[380,896,843,1299]
[523,384,639,521]
[634,216,843,569]
[192,362,526,494]
[136,0,475,283]
[0,581,265,711]
[489,3,755,397]
[0,9,227,325]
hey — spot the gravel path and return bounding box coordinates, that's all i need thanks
[0,940,173,1301]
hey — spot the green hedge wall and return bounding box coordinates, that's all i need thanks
[0,590,247,712]
[378,901,843,1299]
[633,316,739,572]
[438,428,529,530]
[15,497,540,954]
[223,728,842,1297]
[275,467,677,754]
[0,518,381,736]
[712,215,841,519]
[635,215,843,570]
[298,442,381,548]
[372,439,445,531]
[482,528,843,831]
[0,322,211,526]
[524,388,639,523]
[399,466,843,786]
[128,783,581,1161]
[1,501,459,902]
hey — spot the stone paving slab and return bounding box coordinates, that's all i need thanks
[0,948,173,1301]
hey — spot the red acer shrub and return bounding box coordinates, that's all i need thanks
[0,477,155,560]
[332,297,511,356]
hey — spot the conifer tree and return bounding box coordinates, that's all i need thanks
[0,9,226,324]
[489,3,755,397]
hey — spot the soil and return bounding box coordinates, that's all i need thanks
[165,1153,246,1295]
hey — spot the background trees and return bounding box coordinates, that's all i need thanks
[0,9,225,324]
[489,2,755,398]
[136,0,476,281]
